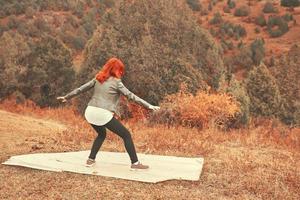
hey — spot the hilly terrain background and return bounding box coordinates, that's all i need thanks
[1,0,299,125]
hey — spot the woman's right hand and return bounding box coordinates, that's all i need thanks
[149,105,160,111]
[56,96,67,103]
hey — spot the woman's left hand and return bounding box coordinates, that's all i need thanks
[56,96,67,103]
[149,105,160,111]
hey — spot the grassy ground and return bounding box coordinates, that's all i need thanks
[0,100,299,200]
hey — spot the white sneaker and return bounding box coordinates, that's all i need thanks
[86,158,96,167]
[130,161,149,171]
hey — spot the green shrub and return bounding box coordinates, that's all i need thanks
[223,6,231,13]
[237,40,244,48]
[227,0,236,9]
[82,8,97,25]
[221,39,234,52]
[255,27,261,33]
[82,22,96,37]
[209,28,217,37]
[7,15,19,29]
[229,39,265,70]
[210,12,223,24]
[233,24,247,38]
[250,38,265,65]
[98,0,115,8]
[269,56,276,67]
[16,22,30,35]
[218,22,246,39]
[33,18,50,32]
[220,21,233,32]
[0,24,8,36]
[77,26,88,39]
[13,2,25,15]
[72,2,84,18]
[269,29,283,37]
[233,46,253,69]
[66,14,79,28]
[227,27,234,37]
[221,41,228,52]
[25,7,35,18]
[263,2,278,13]
[282,13,293,21]
[255,14,267,26]
[186,0,201,11]
[267,15,289,37]
[281,0,300,7]
[200,7,209,15]
[26,22,40,37]
[234,5,250,17]
[72,36,87,50]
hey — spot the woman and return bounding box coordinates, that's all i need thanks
[57,57,160,170]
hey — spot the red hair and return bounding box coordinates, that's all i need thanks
[95,57,125,83]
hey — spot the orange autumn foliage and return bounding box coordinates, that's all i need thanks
[149,83,240,129]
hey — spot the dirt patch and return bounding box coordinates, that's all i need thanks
[0,110,66,147]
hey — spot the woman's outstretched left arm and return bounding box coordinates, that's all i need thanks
[116,79,160,111]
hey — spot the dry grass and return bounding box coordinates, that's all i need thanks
[0,98,299,199]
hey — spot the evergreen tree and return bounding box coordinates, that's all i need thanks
[245,62,282,117]
[19,35,75,107]
[78,0,224,113]
[227,77,250,126]
[0,31,30,99]
[271,44,300,125]
[250,38,265,66]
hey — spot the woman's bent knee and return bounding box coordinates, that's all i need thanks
[122,131,132,140]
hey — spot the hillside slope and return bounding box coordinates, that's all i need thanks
[1,0,299,71]
[0,110,66,150]
[0,108,299,199]
[198,0,300,57]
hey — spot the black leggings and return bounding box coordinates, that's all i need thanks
[88,116,138,164]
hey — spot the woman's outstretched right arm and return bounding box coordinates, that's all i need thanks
[57,78,96,102]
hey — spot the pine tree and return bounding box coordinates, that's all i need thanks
[19,35,75,107]
[226,76,250,126]
[78,0,224,113]
[271,44,300,125]
[250,38,265,66]
[0,31,30,98]
[245,62,282,117]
